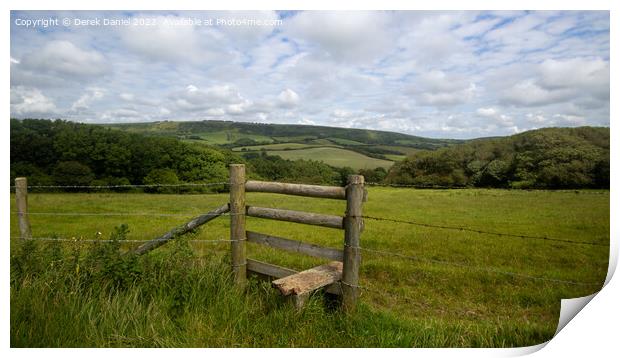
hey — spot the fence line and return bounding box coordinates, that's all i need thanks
[14,236,241,243]
[13,211,231,218]
[11,210,606,247]
[362,215,608,247]
[9,182,229,189]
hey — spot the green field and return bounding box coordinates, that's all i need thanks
[232,142,331,151]
[10,189,609,347]
[267,147,394,170]
[192,130,274,145]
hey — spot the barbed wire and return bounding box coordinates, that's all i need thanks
[362,215,608,247]
[14,211,230,217]
[10,182,230,189]
[12,209,605,247]
[365,182,465,189]
[347,244,603,287]
[365,182,609,192]
[14,236,239,243]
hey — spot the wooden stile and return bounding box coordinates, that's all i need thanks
[246,206,343,229]
[245,180,346,200]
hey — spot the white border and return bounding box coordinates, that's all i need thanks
[3,1,616,357]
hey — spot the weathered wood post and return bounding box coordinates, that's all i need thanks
[342,174,364,311]
[15,177,32,241]
[229,164,247,287]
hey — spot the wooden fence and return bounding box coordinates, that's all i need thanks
[13,164,366,310]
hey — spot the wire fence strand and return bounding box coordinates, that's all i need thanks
[10,182,230,189]
[362,215,608,247]
[14,236,239,243]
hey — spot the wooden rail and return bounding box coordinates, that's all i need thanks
[246,231,343,261]
[133,203,230,255]
[245,180,346,200]
[246,206,343,229]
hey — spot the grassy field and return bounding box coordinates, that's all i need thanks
[10,188,609,347]
[267,147,394,170]
[232,142,335,151]
[193,130,275,145]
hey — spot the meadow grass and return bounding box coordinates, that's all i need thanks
[10,188,609,347]
[266,147,394,170]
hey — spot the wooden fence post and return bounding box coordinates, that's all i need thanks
[229,164,247,287]
[342,174,364,311]
[15,177,32,241]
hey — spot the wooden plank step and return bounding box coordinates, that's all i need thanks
[272,261,343,296]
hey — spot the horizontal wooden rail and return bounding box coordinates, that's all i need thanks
[247,258,341,295]
[246,206,343,229]
[245,180,346,200]
[133,203,230,255]
[247,258,297,278]
[246,231,343,261]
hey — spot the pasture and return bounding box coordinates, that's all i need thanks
[10,188,609,347]
[266,147,395,170]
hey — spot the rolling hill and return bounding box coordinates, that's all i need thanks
[104,120,461,171]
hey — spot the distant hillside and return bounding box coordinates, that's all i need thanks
[105,120,461,149]
[386,127,610,189]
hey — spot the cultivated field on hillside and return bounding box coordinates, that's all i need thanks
[266,147,395,170]
[10,188,609,347]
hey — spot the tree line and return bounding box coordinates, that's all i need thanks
[11,119,383,192]
[386,127,609,189]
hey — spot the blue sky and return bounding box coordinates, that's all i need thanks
[10,10,609,139]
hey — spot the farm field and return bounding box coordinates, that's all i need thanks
[10,188,609,347]
[266,147,395,170]
[232,142,335,151]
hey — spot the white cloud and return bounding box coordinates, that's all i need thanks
[476,107,498,118]
[71,87,105,112]
[120,15,223,65]
[277,89,300,108]
[10,86,57,117]
[20,41,108,78]
[287,11,393,63]
[409,70,477,107]
[538,58,609,100]
[171,84,246,112]
[454,17,502,38]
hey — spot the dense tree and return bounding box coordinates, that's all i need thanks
[386,127,609,189]
[10,119,241,192]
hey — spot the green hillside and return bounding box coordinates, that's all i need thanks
[105,120,460,149]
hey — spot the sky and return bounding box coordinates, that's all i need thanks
[9,10,610,139]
